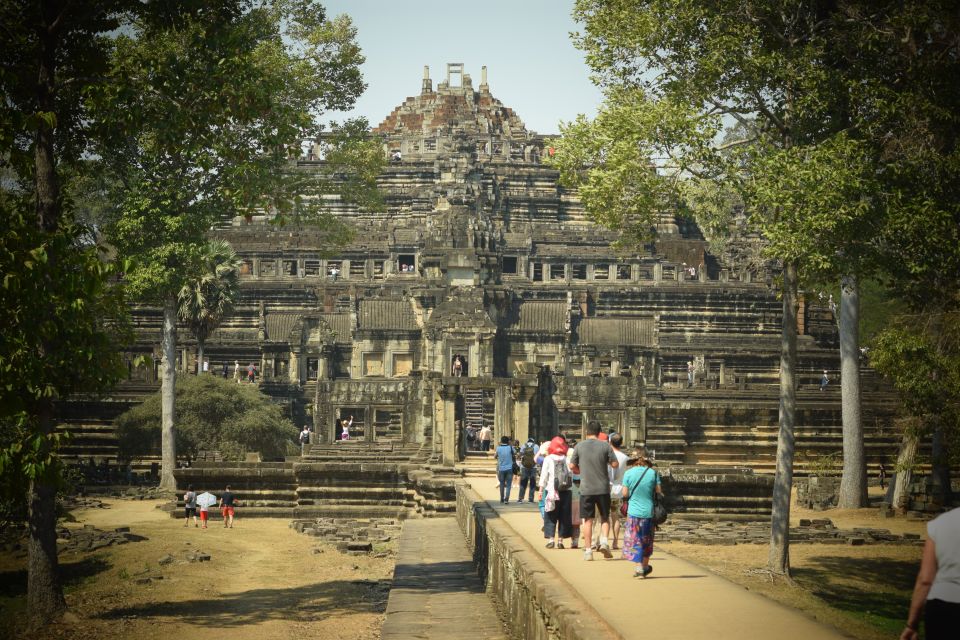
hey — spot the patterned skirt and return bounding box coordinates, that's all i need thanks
[622,516,655,563]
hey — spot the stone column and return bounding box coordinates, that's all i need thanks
[289,350,301,384]
[440,383,459,466]
[511,384,536,444]
[318,344,333,380]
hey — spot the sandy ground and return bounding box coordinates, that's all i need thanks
[0,499,396,640]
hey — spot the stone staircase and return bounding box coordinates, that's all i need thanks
[463,388,485,430]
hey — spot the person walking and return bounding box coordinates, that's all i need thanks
[901,506,960,639]
[478,424,493,452]
[608,433,630,549]
[233,360,242,384]
[570,420,618,560]
[539,436,573,549]
[621,447,663,578]
[183,485,198,528]
[517,438,538,503]
[820,370,829,391]
[219,485,237,528]
[299,424,311,453]
[495,436,515,504]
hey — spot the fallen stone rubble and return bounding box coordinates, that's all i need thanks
[291,517,401,555]
[54,524,149,554]
[658,518,924,546]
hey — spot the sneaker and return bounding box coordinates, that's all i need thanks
[545,541,555,549]
[643,565,653,578]
[584,548,593,561]
[557,542,565,549]
[599,540,612,558]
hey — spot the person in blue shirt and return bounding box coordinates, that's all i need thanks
[495,436,516,504]
[621,447,663,578]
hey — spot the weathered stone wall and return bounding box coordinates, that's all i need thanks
[455,481,619,640]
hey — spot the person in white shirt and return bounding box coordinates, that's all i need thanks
[608,433,630,549]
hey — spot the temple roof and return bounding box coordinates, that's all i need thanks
[577,317,656,347]
[506,301,568,333]
[359,300,419,331]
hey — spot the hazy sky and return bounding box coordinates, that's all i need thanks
[320,0,604,134]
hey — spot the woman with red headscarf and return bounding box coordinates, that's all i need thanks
[539,436,574,548]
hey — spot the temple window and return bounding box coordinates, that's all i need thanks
[362,352,384,376]
[349,260,366,278]
[532,263,543,281]
[240,259,254,276]
[304,260,321,276]
[259,259,277,276]
[392,353,413,377]
[616,264,631,280]
[372,260,384,280]
[502,256,518,274]
[594,264,609,280]
[550,264,565,280]
[398,254,416,273]
[572,264,587,280]
[282,260,298,276]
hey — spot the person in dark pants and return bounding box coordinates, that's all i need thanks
[517,438,538,503]
[901,506,960,640]
[539,436,573,548]
[495,436,515,504]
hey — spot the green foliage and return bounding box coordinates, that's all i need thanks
[178,240,242,348]
[92,0,380,304]
[115,375,297,461]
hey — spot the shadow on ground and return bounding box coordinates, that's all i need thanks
[95,578,392,626]
[793,555,914,624]
[0,556,112,598]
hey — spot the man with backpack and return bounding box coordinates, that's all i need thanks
[495,436,516,504]
[517,437,539,503]
[570,420,619,560]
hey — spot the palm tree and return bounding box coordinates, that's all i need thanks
[178,239,242,373]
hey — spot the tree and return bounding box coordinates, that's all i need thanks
[92,1,381,491]
[560,0,900,575]
[178,239,242,373]
[0,0,131,625]
[115,375,298,462]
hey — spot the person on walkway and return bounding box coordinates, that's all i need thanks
[233,360,242,383]
[517,438,538,503]
[621,447,662,578]
[570,420,618,560]
[478,425,493,452]
[901,506,960,640]
[820,370,829,391]
[495,436,515,504]
[608,433,630,549]
[183,485,198,528]
[539,436,573,549]
[199,496,210,529]
[219,485,237,528]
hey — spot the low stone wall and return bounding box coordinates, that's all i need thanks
[455,481,620,640]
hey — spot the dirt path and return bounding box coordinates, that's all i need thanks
[2,499,395,640]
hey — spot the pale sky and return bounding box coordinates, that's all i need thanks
[320,0,603,134]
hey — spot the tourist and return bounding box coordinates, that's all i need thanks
[183,484,198,528]
[517,437,538,503]
[879,463,888,491]
[342,415,353,440]
[621,447,662,578]
[219,485,237,528]
[221,362,228,379]
[687,360,695,387]
[901,506,960,640]
[495,436,515,504]
[608,433,630,549]
[820,370,829,391]
[247,362,257,383]
[198,495,210,529]
[453,355,463,377]
[478,424,492,452]
[233,360,241,383]
[570,420,618,560]
[539,436,573,548]
[299,424,311,451]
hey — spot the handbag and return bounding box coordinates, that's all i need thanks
[620,467,668,523]
[620,467,650,518]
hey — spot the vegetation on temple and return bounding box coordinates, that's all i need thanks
[559,0,959,574]
[116,375,298,462]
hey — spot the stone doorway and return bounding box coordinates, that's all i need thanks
[336,407,366,441]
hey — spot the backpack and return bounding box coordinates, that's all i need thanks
[299,431,309,444]
[520,444,536,469]
[553,457,573,491]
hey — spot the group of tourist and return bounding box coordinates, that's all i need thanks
[182,484,238,529]
[491,420,664,579]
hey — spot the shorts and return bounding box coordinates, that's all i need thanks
[200,510,209,521]
[184,507,196,518]
[580,493,611,521]
[221,506,235,518]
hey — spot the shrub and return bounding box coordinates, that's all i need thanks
[115,375,297,461]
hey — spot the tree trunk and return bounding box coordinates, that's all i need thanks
[160,299,178,490]
[892,431,918,513]
[26,403,67,627]
[768,261,798,576]
[838,275,867,508]
[196,341,205,375]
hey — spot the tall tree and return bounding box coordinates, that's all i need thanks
[178,239,242,374]
[560,0,890,575]
[0,0,130,626]
[92,0,381,490]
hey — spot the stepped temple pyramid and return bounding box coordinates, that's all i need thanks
[64,64,902,518]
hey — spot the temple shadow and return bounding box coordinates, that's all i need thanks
[392,559,486,594]
[97,578,392,626]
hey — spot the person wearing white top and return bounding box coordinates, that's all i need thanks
[901,506,960,639]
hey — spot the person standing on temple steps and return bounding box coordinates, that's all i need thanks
[821,370,830,391]
[478,424,492,452]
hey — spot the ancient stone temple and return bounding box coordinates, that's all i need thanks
[63,64,902,518]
